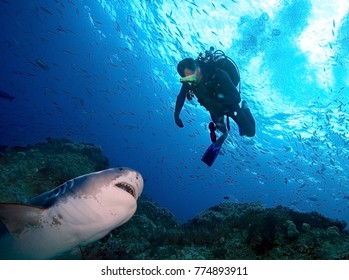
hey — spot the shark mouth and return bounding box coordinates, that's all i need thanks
[115,182,136,198]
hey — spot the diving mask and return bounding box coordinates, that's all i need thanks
[180,73,197,83]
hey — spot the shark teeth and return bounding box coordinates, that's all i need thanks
[115,182,135,198]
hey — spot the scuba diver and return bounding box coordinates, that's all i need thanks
[174,47,256,167]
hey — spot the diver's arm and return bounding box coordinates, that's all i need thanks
[174,83,189,128]
[214,69,241,104]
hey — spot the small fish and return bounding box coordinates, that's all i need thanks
[307,196,318,202]
[113,21,121,33]
[338,87,344,93]
[62,49,75,56]
[190,0,198,8]
[0,89,15,101]
[174,26,183,38]
[221,4,228,10]
[40,6,53,15]
[93,19,103,25]
[166,13,177,25]
[36,59,49,71]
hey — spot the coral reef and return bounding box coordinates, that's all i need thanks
[1,138,349,260]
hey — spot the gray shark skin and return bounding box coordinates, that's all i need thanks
[0,167,143,259]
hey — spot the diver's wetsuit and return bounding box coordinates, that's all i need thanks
[175,68,256,142]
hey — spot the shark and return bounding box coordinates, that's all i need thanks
[0,167,144,259]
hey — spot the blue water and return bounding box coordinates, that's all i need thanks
[1,0,348,227]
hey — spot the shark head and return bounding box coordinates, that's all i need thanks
[62,167,145,243]
[0,167,144,259]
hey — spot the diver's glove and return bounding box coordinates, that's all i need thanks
[174,112,184,128]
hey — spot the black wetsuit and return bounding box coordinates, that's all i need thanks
[175,68,256,138]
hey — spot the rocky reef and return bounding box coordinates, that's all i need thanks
[1,138,349,259]
[0,138,109,202]
[81,199,349,260]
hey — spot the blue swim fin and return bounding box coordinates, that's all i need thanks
[201,143,221,167]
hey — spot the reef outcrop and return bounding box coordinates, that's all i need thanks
[1,138,348,259]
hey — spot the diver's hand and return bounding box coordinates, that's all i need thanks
[174,114,184,128]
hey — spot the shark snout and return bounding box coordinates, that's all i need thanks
[127,169,144,199]
[112,167,144,199]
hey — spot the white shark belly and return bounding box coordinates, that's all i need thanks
[3,190,137,259]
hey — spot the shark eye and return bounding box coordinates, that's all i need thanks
[115,182,135,198]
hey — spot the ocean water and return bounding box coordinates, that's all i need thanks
[0,0,348,228]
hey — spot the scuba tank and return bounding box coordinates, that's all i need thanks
[196,46,241,92]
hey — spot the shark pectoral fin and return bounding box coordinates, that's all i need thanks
[0,203,46,235]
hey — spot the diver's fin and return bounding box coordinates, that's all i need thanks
[201,143,221,167]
